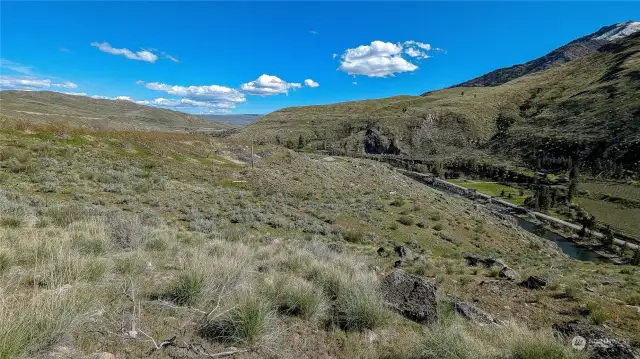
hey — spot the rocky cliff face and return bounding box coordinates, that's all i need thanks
[444,21,640,89]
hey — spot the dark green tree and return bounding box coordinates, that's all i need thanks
[297,134,304,149]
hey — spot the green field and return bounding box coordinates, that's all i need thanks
[577,197,640,238]
[581,182,640,202]
[448,179,531,205]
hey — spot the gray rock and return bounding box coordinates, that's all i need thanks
[381,270,438,325]
[552,321,639,359]
[450,296,501,326]
[520,275,547,289]
[499,266,519,281]
[394,245,412,259]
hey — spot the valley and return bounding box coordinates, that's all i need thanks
[0,7,639,359]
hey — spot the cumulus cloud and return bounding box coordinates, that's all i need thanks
[241,74,302,96]
[336,40,436,77]
[304,79,319,88]
[140,81,246,113]
[90,42,159,63]
[144,82,246,104]
[0,75,78,91]
[352,81,357,85]
[0,58,33,75]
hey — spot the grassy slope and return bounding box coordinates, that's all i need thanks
[235,33,640,168]
[0,90,232,132]
[0,119,638,357]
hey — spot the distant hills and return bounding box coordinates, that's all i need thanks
[198,114,262,127]
[449,20,640,88]
[0,91,232,132]
[236,23,640,172]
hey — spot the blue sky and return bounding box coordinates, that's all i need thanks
[1,2,638,115]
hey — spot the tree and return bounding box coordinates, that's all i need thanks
[500,189,506,197]
[275,135,281,146]
[601,226,615,248]
[297,134,304,149]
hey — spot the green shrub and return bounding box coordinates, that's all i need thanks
[145,234,168,251]
[429,212,441,221]
[46,204,89,227]
[83,259,107,282]
[587,302,607,325]
[168,271,205,306]
[0,217,22,228]
[199,295,273,344]
[0,249,12,273]
[267,276,326,320]
[508,334,582,359]
[563,284,580,300]
[343,230,364,243]
[398,216,415,226]
[114,254,146,275]
[433,223,444,231]
[390,198,405,207]
[72,234,108,255]
[626,294,640,306]
[331,276,387,331]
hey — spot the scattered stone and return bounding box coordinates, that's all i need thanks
[393,260,405,268]
[552,321,638,359]
[381,270,438,325]
[377,247,386,256]
[449,296,502,326]
[323,156,335,162]
[520,275,547,289]
[499,266,519,281]
[464,255,504,269]
[394,245,412,259]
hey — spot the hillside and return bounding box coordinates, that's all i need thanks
[450,21,640,88]
[199,114,262,127]
[0,90,232,132]
[1,120,639,358]
[235,31,640,172]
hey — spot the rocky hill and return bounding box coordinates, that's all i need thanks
[449,20,640,88]
[235,31,640,173]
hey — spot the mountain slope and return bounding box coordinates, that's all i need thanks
[236,31,640,171]
[448,21,640,89]
[199,114,262,127]
[0,90,231,131]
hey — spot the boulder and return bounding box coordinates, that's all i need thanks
[520,275,547,289]
[381,270,438,325]
[464,255,504,268]
[377,247,387,256]
[552,321,639,359]
[394,245,412,259]
[499,266,519,281]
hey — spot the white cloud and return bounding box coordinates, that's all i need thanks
[90,95,109,99]
[404,40,431,51]
[240,74,302,96]
[352,81,357,85]
[136,80,145,85]
[337,40,418,77]
[59,81,78,89]
[0,75,78,91]
[63,92,87,96]
[336,40,437,77]
[332,53,338,59]
[161,52,180,63]
[310,30,319,35]
[404,47,429,59]
[90,42,158,63]
[0,58,33,75]
[144,82,245,104]
[114,96,133,101]
[304,79,319,88]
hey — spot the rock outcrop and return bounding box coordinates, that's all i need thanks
[380,270,438,325]
[552,321,639,359]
